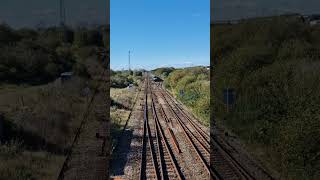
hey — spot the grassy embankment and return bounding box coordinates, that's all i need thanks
[110,70,143,147]
[212,15,320,179]
[0,24,107,179]
[153,67,210,126]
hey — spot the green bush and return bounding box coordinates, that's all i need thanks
[134,70,143,77]
[74,28,103,47]
[0,25,104,84]
[111,70,142,88]
[164,67,210,125]
[0,24,20,46]
[212,15,320,179]
[152,67,175,78]
[73,63,90,77]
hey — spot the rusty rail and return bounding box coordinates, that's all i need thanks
[166,127,181,154]
[160,86,257,180]
[150,84,184,180]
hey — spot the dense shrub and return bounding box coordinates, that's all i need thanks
[152,67,175,78]
[164,66,210,125]
[0,24,20,46]
[0,24,107,179]
[0,25,104,84]
[212,15,320,179]
[111,70,142,88]
[73,63,90,77]
[134,71,143,77]
[74,28,103,47]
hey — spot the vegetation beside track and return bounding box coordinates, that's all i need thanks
[212,15,320,179]
[111,70,143,88]
[110,70,142,149]
[152,66,210,126]
[0,24,107,84]
[0,24,108,179]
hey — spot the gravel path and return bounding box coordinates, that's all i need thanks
[62,92,109,180]
[110,89,144,179]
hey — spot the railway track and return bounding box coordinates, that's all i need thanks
[155,89,213,179]
[139,74,259,180]
[158,82,256,180]
[139,76,183,180]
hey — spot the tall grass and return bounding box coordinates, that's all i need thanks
[0,77,90,179]
[0,140,64,180]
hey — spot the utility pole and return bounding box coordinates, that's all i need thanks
[59,0,66,27]
[59,0,69,43]
[128,50,131,72]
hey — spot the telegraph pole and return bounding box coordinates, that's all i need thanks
[60,0,66,27]
[59,0,69,43]
[128,50,131,72]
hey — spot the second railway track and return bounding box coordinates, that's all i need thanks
[138,73,259,180]
[160,84,256,180]
[140,75,183,180]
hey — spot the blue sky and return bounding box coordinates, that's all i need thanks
[0,0,107,28]
[110,0,210,70]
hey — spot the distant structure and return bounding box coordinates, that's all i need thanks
[302,14,320,26]
[153,76,163,82]
[58,0,74,43]
[60,72,73,82]
[55,72,73,86]
[127,84,134,90]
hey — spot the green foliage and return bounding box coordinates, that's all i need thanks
[73,28,103,47]
[73,46,97,61]
[152,67,175,78]
[0,25,104,84]
[213,16,320,179]
[73,63,90,77]
[0,40,59,83]
[111,71,131,88]
[37,28,63,49]
[134,70,143,77]
[0,24,20,46]
[16,28,38,40]
[0,24,106,179]
[111,70,143,88]
[165,66,210,125]
[45,63,60,78]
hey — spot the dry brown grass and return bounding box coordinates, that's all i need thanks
[111,88,135,108]
[110,87,139,149]
[0,140,64,180]
[0,77,91,179]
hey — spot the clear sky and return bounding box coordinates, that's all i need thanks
[0,0,108,28]
[110,0,210,70]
